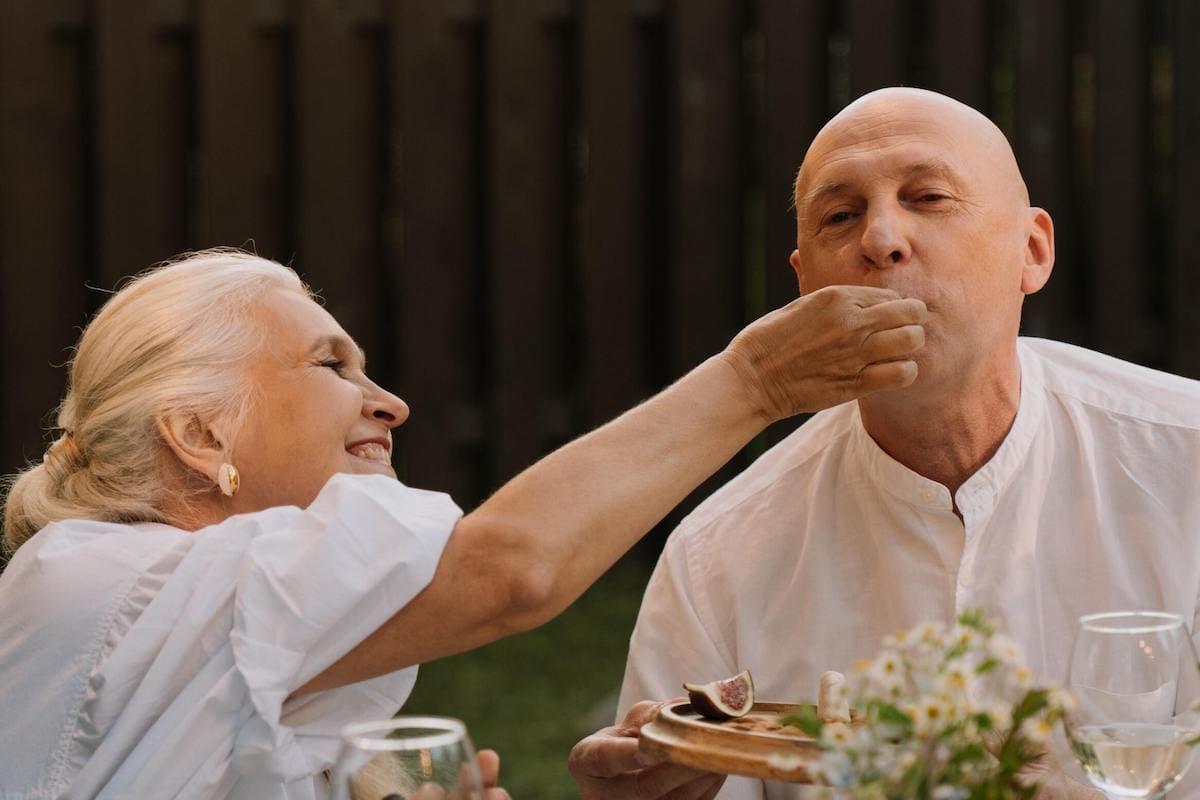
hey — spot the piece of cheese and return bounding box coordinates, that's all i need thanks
[817,670,850,722]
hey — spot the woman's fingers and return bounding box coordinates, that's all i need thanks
[862,324,926,364]
[856,359,919,394]
[476,749,501,787]
[721,284,928,420]
[856,294,928,327]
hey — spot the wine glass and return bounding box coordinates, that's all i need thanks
[332,716,484,800]
[1065,611,1200,799]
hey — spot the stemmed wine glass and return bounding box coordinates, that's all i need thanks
[1065,612,1200,799]
[332,716,484,800]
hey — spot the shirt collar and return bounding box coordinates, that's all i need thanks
[848,341,1047,514]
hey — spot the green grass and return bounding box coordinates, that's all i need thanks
[400,555,653,798]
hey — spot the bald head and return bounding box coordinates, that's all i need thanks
[786,86,1056,401]
[796,88,1028,213]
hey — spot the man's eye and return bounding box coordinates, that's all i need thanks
[918,192,949,202]
[320,359,345,373]
[826,210,853,225]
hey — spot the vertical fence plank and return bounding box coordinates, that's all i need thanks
[1170,0,1200,377]
[760,0,830,446]
[580,0,647,428]
[489,0,572,481]
[394,0,481,501]
[761,0,829,312]
[94,0,189,286]
[1092,0,1148,361]
[196,0,290,258]
[928,0,990,110]
[0,1,88,475]
[295,2,385,365]
[1015,0,1076,342]
[670,0,744,375]
[849,0,909,95]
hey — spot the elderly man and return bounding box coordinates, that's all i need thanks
[567,87,1200,799]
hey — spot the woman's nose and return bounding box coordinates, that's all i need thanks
[363,385,410,427]
[860,207,912,269]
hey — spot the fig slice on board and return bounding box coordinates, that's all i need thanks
[682,670,754,720]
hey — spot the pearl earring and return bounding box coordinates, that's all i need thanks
[217,463,240,497]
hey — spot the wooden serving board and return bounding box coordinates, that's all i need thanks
[638,702,823,783]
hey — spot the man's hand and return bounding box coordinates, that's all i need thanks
[721,284,927,423]
[568,701,726,799]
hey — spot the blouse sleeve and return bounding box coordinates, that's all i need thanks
[56,473,461,795]
[228,473,461,779]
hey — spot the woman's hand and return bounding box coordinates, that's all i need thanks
[568,701,725,800]
[721,285,927,423]
[408,748,510,800]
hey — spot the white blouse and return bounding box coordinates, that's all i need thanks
[0,473,461,799]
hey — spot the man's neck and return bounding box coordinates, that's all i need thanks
[857,347,1022,500]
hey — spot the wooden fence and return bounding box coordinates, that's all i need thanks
[1,0,1198,524]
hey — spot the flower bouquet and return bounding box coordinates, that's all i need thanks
[784,610,1072,800]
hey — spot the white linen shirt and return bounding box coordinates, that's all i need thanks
[618,338,1200,799]
[0,472,461,800]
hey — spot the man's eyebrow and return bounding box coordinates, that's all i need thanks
[798,160,966,212]
[900,159,964,184]
[799,182,848,211]
[310,334,368,368]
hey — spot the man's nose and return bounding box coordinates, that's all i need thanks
[860,206,912,269]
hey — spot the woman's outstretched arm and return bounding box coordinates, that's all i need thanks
[296,285,925,694]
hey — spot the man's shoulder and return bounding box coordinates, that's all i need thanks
[677,402,859,535]
[1022,337,1200,430]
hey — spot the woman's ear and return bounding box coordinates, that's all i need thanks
[1021,207,1055,295]
[156,413,226,486]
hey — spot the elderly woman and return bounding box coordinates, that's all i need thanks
[0,249,924,799]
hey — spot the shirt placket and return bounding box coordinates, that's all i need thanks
[954,489,995,611]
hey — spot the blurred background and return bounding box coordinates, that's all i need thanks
[1,0,1197,795]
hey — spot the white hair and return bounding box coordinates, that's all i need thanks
[2,248,311,553]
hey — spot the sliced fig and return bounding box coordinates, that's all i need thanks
[683,670,754,720]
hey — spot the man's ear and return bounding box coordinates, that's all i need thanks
[1021,207,1055,295]
[789,249,807,294]
[156,413,226,486]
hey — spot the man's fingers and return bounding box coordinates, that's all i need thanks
[661,773,726,800]
[483,790,511,800]
[633,762,723,799]
[863,324,925,363]
[410,784,447,800]
[570,732,652,779]
[695,776,727,800]
[618,700,667,732]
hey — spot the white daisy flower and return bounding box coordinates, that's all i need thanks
[821,721,855,747]
[987,633,1024,666]
[1020,716,1053,744]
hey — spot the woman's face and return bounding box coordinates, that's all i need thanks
[226,288,408,512]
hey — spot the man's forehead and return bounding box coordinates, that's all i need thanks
[796,139,971,205]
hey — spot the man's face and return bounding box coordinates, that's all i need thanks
[791,93,1046,392]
